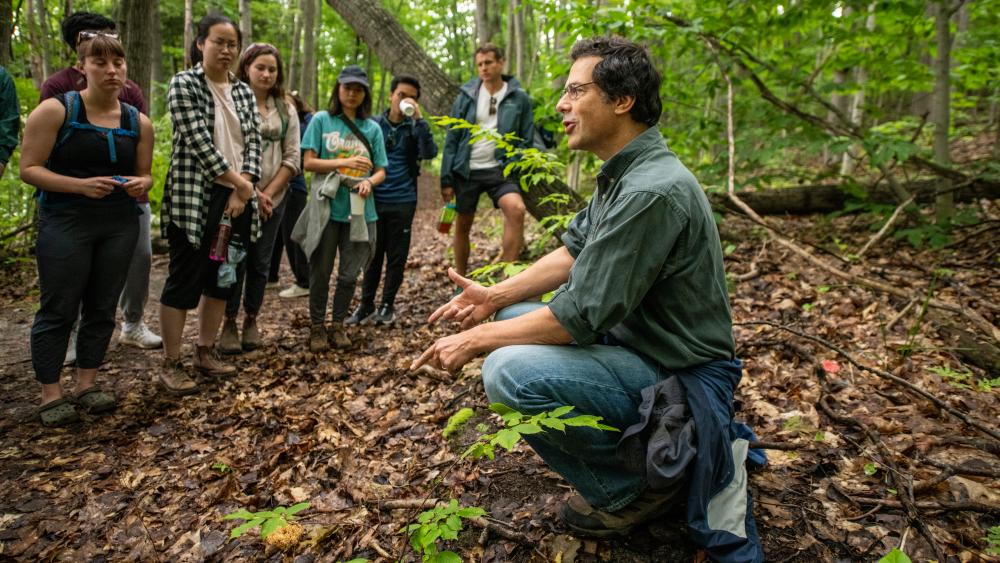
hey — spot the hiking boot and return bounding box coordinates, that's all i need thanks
[119,322,163,349]
[558,485,685,538]
[279,284,310,299]
[330,325,352,349]
[345,302,375,325]
[374,304,395,325]
[193,345,237,376]
[241,316,262,351]
[156,357,198,395]
[309,324,329,353]
[219,317,242,355]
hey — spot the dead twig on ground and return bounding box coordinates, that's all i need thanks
[850,496,1000,514]
[818,393,946,562]
[857,195,915,259]
[739,319,1000,443]
[469,516,531,543]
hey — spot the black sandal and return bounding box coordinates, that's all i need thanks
[37,398,80,427]
[75,386,117,414]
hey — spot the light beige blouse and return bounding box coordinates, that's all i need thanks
[258,95,301,206]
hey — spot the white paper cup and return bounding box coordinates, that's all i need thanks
[400,100,415,116]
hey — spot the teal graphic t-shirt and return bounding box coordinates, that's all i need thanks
[301,110,388,222]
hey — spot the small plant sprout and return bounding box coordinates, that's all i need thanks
[442,407,475,439]
[463,403,619,461]
[403,499,486,563]
[987,525,1000,556]
[211,461,232,474]
[223,502,310,545]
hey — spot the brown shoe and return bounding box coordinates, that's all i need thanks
[156,357,198,395]
[241,316,262,351]
[193,345,237,376]
[218,317,242,355]
[309,324,329,353]
[330,324,351,349]
[559,483,685,537]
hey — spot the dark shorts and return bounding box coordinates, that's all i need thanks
[161,184,252,310]
[454,167,522,215]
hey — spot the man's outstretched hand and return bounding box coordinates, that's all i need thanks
[428,268,498,330]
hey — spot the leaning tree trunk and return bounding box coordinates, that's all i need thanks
[325,0,586,221]
[183,0,193,68]
[287,6,303,93]
[119,0,155,110]
[239,0,252,46]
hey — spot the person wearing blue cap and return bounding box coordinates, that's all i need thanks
[295,65,387,353]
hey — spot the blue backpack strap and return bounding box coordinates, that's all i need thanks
[54,91,82,149]
[53,93,139,164]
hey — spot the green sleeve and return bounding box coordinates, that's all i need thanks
[560,203,591,258]
[548,191,687,345]
[0,68,19,164]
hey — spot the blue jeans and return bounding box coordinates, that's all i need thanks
[482,302,665,511]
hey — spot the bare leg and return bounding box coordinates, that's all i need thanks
[497,192,526,263]
[75,367,97,393]
[453,212,475,276]
[160,303,188,359]
[40,383,62,405]
[197,296,227,347]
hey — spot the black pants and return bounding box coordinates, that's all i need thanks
[361,201,417,308]
[31,202,139,384]
[269,189,309,287]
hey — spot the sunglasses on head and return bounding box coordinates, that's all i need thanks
[78,31,119,42]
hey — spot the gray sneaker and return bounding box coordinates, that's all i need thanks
[374,304,395,325]
[345,303,375,325]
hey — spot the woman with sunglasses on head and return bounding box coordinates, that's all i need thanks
[41,11,162,359]
[158,14,260,394]
[217,44,300,354]
[295,65,387,353]
[20,34,154,426]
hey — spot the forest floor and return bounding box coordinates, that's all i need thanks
[1,175,998,563]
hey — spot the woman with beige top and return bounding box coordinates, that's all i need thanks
[219,43,300,353]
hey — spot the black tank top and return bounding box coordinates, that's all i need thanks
[43,94,139,207]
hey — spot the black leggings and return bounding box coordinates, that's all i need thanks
[31,202,139,384]
[361,201,416,308]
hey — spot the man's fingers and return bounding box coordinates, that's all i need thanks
[427,302,451,324]
[453,303,475,323]
[447,267,473,289]
[410,345,436,371]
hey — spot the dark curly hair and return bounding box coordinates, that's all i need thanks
[570,36,662,127]
[61,11,116,50]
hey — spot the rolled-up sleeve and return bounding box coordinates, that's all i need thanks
[548,191,686,345]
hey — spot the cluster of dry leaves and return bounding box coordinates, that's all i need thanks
[0,178,997,562]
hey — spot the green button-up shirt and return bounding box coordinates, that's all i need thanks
[0,66,19,166]
[547,126,735,370]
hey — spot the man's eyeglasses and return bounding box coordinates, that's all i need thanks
[489,96,497,116]
[209,37,240,52]
[562,81,595,101]
[78,31,119,42]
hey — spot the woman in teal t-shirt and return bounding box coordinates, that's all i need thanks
[301,65,386,352]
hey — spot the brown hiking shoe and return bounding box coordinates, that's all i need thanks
[330,325,351,349]
[219,317,241,355]
[156,357,198,395]
[193,345,237,376]
[241,316,262,351]
[559,484,685,537]
[309,324,329,353]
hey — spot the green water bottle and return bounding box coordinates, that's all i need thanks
[438,200,457,234]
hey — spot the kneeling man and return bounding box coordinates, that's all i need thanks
[413,37,763,562]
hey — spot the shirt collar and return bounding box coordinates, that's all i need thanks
[596,126,662,189]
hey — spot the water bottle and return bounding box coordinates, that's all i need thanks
[437,200,457,234]
[208,214,232,262]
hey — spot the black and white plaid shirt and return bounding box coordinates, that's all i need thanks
[162,64,262,246]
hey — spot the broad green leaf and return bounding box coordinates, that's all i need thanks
[493,428,521,451]
[878,547,912,563]
[489,403,514,415]
[512,423,543,435]
[430,551,463,563]
[549,405,575,417]
[286,502,311,516]
[222,509,256,521]
[260,517,285,539]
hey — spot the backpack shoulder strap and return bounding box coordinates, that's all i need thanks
[338,113,374,160]
[55,91,82,148]
[275,97,289,139]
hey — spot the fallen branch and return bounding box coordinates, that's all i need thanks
[850,496,1000,515]
[818,393,946,561]
[922,457,1000,479]
[469,516,531,543]
[857,195,915,259]
[749,441,803,451]
[886,299,918,332]
[379,498,440,510]
[738,319,1000,443]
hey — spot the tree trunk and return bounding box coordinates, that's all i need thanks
[119,0,155,112]
[239,0,252,46]
[0,0,13,67]
[300,0,317,109]
[325,0,586,221]
[34,0,52,81]
[183,0,193,69]
[512,0,523,77]
[932,0,953,223]
[25,0,44,89]
[475,0,489,46]
[150,0,164,117]
[714,178,999,216]
[840,5,875,177]
[503,0,513,73]
[288,1,303,92]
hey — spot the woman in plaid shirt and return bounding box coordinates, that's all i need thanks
[158,15,261,394]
